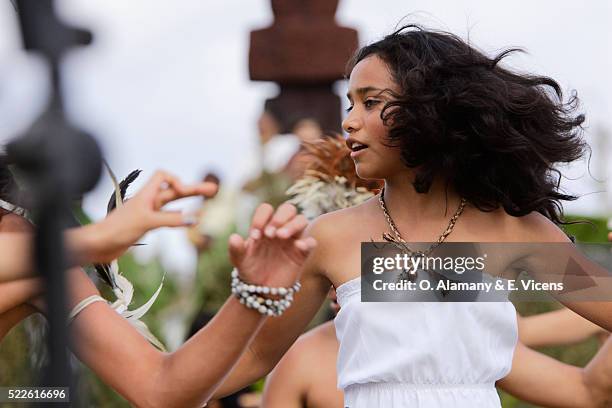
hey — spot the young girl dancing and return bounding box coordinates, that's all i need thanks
[214,25,612,407]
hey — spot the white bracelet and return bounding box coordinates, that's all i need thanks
[230,268,300,316]
[67,295,107,325]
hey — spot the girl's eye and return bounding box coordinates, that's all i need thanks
[345,100,379,113]
[364,99,380,109]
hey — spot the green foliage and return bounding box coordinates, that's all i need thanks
[0,323,36,388]
[563,215,610,243]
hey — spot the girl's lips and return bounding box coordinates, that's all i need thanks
[350,147,368,158]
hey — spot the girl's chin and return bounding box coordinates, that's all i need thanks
[355,164,386,180]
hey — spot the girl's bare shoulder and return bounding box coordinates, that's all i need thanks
[306,198,378,242]
[479,209,571,243]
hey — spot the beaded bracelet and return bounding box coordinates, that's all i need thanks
[230,268,301,316]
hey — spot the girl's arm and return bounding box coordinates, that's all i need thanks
[38,202,315,408]
[212,216,333,398]
[517,220,612,332]
[66,269,268,408]
[498,339,612,407]
[518,309,606,347]
[0,170,218,283]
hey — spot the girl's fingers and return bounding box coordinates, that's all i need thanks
[264,202,297,238]
[159,172,186,194]
[195,182,219,199]
[228,233,247,266]
[275,214,308,239]
[155,182,219,209]
[143,169,217,201]
[169,182,219,201]
[155,189,178,209]
[250,203,275,237]
[150,211,196,229]
[142,170,183,197]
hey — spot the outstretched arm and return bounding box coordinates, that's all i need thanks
[518,308,606,348]
[502,230,612,407]
[498,339,612,407]
[42,202,315,408]
[516,221,612,333]
[0,170,217,283]
[66,269,268,408]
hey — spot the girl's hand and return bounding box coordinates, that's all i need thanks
[75,170,218,264]
[228,203,316,288]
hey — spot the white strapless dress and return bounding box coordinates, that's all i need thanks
[334,277,518,407]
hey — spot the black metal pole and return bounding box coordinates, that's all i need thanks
[7,1,101,405]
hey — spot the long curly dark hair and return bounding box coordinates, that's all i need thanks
[348,25,587,224]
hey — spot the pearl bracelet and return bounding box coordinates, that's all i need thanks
[230,268,301,316]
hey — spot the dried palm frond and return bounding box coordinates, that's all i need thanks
[287,174,374,220]
[300,132,382,192]
[287,133,382,220]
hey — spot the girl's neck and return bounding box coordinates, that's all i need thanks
[382,173,464,229]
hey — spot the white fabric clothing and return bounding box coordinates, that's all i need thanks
[334,276,518,407]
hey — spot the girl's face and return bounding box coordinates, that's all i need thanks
[343,55,406,180]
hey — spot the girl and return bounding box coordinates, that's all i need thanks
[214,25,612,407]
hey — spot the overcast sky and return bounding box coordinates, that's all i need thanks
[0,0,610,274]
